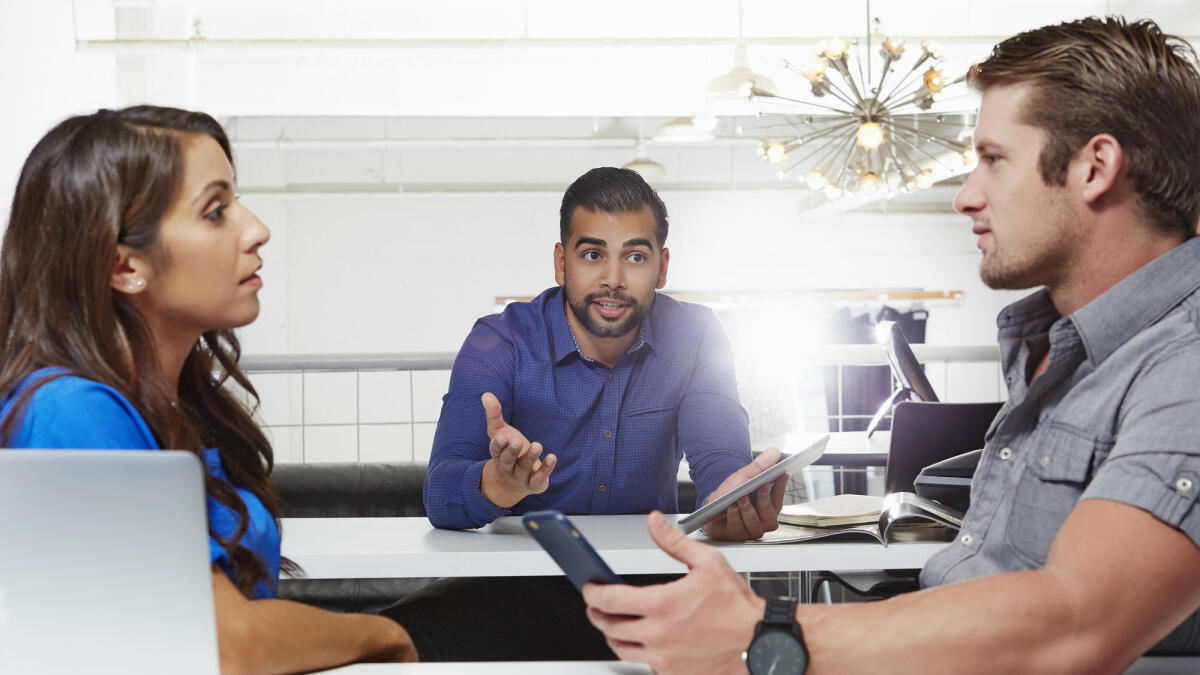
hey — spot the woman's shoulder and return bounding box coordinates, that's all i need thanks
[5,368,159,449]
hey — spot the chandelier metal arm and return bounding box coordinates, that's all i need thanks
[827,55,866,105]
[888,128,959,172]
[877,52,934,108]
[870,53,905,109]
[751,93,855,116]
[820,132,862,179]
[881,119,969,152]
[776,119,861,169]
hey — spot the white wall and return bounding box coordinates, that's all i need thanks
[235,188,1022,357]
[0,1,116,220]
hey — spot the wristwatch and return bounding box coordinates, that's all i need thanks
[745,596,808,675]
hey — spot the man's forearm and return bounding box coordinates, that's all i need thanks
[800,567,1127,675]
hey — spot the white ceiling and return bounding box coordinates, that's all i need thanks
[79,0,1200,117]
[52,1,1200,203]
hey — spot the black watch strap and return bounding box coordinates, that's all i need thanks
[761,596,799,629]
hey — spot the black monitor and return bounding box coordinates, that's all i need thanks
[880,321,938,403]
[865,321,938,437]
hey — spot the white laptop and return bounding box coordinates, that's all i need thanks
[0,450,219,675]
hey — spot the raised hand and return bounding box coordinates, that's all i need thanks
[478,392,558,508]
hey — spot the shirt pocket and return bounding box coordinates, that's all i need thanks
[1005,423,1111,566]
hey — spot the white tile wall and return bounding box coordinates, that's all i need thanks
[359,424,414,463]
[411,370,451,423]
[358,371,413,424]
[266,426,305,464]
[413,423,438,464]
[303,425,359,463]
[249,372,304,427]
[303,372,359,425]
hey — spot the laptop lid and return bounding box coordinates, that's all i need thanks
[0,450,219,675]
[884,401,1003,494]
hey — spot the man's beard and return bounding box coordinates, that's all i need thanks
[979,194,1076,291]
[564,286,649,338]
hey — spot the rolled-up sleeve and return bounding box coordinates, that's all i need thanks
[422,321,518,529]
[1081,345,1200,549]
[676,311,752,505]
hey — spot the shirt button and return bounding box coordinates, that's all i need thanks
[999,447,1013,461]
[961,534,973,546]
[1039,456,1050,468]
[603,429,612,438]
[598,484,607,492]
[1176,477,1194,493]
[608,373,615,381]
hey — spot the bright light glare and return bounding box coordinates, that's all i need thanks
[874,320,896,344]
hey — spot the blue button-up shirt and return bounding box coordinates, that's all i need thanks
[424,286,752,529]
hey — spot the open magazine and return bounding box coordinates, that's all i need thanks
[747,492,964,547]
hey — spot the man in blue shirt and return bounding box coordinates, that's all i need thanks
[384,168,788,661]
[424,166,785,541]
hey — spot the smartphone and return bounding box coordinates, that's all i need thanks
[522,510,623,591]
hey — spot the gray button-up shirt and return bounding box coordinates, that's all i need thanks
[921,236,1200,654]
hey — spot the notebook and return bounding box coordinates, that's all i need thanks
[0,450,219,674]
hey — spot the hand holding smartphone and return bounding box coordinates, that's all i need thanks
[522,510,623,591]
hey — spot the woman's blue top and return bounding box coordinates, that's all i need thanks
[0,368,281,599]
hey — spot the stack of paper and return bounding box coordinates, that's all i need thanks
[779,494,884,527]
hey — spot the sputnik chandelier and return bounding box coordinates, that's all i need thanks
[738,21,977,199]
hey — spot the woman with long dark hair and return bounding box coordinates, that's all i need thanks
[0,106,416,672]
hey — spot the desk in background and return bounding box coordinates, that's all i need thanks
[813,430,890,468]
[281,513,945,580]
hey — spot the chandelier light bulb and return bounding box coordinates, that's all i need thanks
[962,146,979,166]
[916,169,935,189]
[923,67,947,94]
[766,142,788,164]
[882,36,905,56]
[859,171,882,192]
[804,170,828,190]
[855,121,885,150]
[802,56,828,82]
[922,39,940,57]
[756,141,768,159]
[823,184,844,199]
[738,80,755,98]
[823,37,849,59]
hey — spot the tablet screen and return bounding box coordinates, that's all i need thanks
[676,434,829,535]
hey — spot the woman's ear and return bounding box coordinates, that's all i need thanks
[111,244,150,295]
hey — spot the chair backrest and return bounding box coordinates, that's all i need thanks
[0,450,219,675]
[884,401,1003,494]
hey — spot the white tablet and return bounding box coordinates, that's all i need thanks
[676,434,829,535]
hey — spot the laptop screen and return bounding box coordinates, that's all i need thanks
[0,450,219,675]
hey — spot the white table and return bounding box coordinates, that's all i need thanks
[318,657,1200,674]
[814,430,891,467]
[281,513,946,580]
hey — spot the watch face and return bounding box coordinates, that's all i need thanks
[747,631,808,675]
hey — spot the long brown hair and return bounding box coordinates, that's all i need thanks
[0,106,282,596]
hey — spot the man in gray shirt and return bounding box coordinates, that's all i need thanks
[581,17,1200,674]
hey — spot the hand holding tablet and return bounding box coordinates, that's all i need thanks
[677,434,828,537]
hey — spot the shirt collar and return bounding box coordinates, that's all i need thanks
[547,286,655,365]
[1071,236,1200,366]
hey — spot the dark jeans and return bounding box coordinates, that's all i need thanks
[379,574,678,661]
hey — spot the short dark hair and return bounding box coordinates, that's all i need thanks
[969,17,1200,238]
[559,167,669,248]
